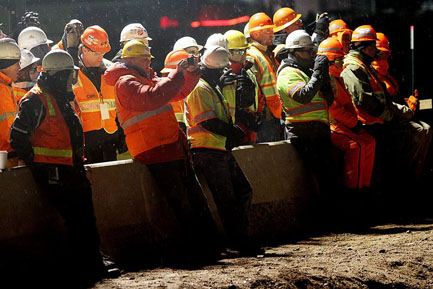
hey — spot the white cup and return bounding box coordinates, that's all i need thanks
[0,151,8,170]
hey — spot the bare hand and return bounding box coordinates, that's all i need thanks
[65,19,84,48]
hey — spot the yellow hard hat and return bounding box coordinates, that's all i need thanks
[224,30,248,50]
[121,39,154,59]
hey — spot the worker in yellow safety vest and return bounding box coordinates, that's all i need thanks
[246,12,282,142]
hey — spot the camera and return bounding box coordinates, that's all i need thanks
[187,56,195,66]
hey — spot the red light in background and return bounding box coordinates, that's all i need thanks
[190,15,250,28]
[160,16,179,28]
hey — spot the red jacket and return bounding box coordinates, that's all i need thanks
[104,63,200,164]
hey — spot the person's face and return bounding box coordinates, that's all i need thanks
[82,46,104,68]
[284,19,303,35]
[2,62,20,82]
[252,28,274,46]
[185,46,200,56]
[294,47,316,61]
[376,50,390,60]
[130,56,152,72]
[229,48,247,63]
[28,63,39,82]
[362,44,377,58]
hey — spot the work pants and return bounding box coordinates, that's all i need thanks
[84,129,120,164]
[31,164,103,276]
[146,158,219,255]
[191,149,253,250]
[331,123,376,189]
[285,121,338,197]
[257,115,282,143]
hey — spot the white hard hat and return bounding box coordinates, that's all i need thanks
[201,45,230,69]
[243,23,250,39]
[173,36,203,51]
[0,39,21,60]
[41,50,79,71]
[120,23,152,43]
[19,49,40,69]
[285,30,313,50]
[205,33,229,50]
[18,26,53,51]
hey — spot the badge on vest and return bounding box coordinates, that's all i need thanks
[100,103,110,120]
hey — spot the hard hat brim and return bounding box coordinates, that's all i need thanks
[377,47,391,52]
[160,67,174,74]
[20,57,40,70]
[274,13,302,33]
[248,24,276,34]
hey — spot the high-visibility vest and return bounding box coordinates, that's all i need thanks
[73,68,118,133]
[27,85,74,166]
[186,79,233,151]
[170,99,185,124]
[343,54,386,125]
[377,72,399,98]
[115,74,179,158]
[277,66,329,124]
[247,44,282,119]
[0,72,19,152]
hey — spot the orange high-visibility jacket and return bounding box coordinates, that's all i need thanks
[329,75,358,128]
[0,72,19,152]
[73,68,118,134]
[27,85,74,166]
[247,43,282,119]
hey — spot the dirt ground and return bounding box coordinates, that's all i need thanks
[92,217,433,289]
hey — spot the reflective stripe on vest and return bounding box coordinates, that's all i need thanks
[187,125,207,135]
[33,147,73,158]
[285,102,327,117]
[194,110,217,124]
[121,104,173,130]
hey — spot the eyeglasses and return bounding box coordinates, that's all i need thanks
[229,49,247,56]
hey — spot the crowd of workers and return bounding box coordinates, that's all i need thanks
[0,7,432,285]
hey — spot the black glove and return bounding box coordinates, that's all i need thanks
[235,69,256,108]
[236,109,258,131]
[225,125,245,150]
[314,13,329,37]
[350,120,363,134]
[218,69,235,88]
[313,55,329,72]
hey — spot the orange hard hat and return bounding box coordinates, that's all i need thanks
[248,12,275,34]
[317,37,345,61]
[160,49,189,73]
[273,7,302,33]
[81,25,111,54]
[351,25,377,42]
[376,32,391,52]
[329,19,352,36]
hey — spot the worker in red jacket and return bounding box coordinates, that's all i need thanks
[104,40,219,264]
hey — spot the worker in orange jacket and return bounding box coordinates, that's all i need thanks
[0,39,22,168]
[64,24,123,163]
[318,38,376,190]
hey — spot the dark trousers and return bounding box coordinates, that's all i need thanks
[191,149,253,249]
[285,121,337,197]
[147,159,218,253]
[84,130,119,164]
[31,164,103,275]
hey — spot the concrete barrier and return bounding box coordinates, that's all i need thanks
[0,141,315,265]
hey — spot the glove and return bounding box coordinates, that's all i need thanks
[235,69,256,108]
[64,19,84,48]
[314,12,329,37]
[404,90,418,112]
[350,120,363,134]
[225,125,245,150]
[218,69,235,88]
[236,109,258,131]
[313,55,329,72]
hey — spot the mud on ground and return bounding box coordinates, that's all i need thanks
[93,218,433,289]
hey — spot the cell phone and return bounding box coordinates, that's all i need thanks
[187,56,195,66]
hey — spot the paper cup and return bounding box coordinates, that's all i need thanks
[0,151,7,170]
